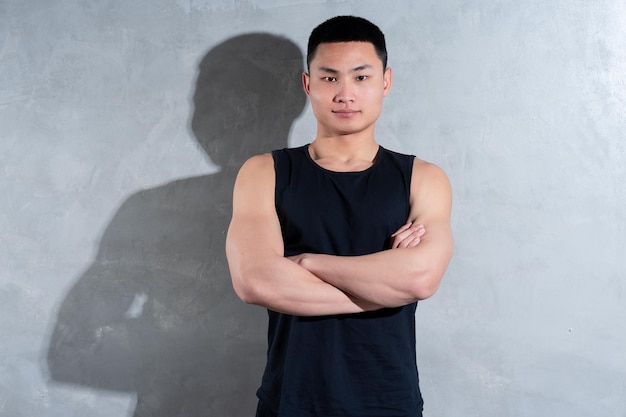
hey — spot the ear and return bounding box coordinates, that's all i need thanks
[302,72,311,97]
[383,67,392,96]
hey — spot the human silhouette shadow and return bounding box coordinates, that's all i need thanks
[46,33,305,417]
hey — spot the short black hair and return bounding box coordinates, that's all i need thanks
[306,16,388,71]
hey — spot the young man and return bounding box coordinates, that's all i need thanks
[226,16,453,417]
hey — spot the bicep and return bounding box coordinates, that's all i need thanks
[408,160,454,272]
[226,155,284,280]
[409,159,452,218]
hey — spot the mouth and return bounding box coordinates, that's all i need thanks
[332,109,359,118]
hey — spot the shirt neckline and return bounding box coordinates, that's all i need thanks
[303,144,383,175]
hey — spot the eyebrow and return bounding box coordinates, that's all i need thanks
[317,64,374,74]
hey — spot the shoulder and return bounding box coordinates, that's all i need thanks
[240,152,274,170]
[411,158,450,189]
[236,153,275,182]
[239,146,306,172]
[232,153,276,204]
[410,158,452,216]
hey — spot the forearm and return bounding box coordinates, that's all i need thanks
[228,250,382,316]
[296,236,452,307]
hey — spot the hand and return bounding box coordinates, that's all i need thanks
[390,221,425,249]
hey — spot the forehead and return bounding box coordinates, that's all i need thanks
[310,42,382,70]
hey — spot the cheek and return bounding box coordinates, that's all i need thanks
[306,92,327,117]
[361,88,384,106]
[307,87,332,108]
[308,89,324,101]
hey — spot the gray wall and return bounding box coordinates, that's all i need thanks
[1,1,624,416]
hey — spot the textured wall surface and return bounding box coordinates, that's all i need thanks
[1,1,625,416]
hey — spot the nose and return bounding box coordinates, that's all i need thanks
[333,80,354,103]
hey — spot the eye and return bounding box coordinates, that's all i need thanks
[323,76,337,82]
[356,75,368,81]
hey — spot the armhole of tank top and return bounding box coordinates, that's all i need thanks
[407,155,416,215]
[271,150,281,205]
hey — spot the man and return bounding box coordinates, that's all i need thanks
[226,15,453,417]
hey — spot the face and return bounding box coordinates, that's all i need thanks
[303,42,392,138]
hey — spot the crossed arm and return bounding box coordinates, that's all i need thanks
[225,154,453,316]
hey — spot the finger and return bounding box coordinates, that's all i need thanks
[392,233,415,249]
[399,234,421,249]
[391,230,415,248]
[393,226,426,248]
[393,224,424,244]
[406,236,422,248]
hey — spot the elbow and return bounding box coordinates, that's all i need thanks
[231,275,256,305]
[237,288,263,306]
[411,278,439,300]
[230,266,266,306]
[406,245,453,301]
[406,268,445,301]
[227,247,266,306]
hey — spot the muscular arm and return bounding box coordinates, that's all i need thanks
[226,154,382,316]
[291,160,453,307]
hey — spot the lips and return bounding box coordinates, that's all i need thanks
[332,109,359,117]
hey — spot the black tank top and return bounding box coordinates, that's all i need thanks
[259,145,423,417]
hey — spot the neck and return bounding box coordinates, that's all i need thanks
[308,134,380,172]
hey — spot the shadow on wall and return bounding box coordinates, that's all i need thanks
[46,33,306,417]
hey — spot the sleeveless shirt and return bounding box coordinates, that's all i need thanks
[259,145,423,417]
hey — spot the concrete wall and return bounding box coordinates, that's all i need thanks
[1,1,624,416]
